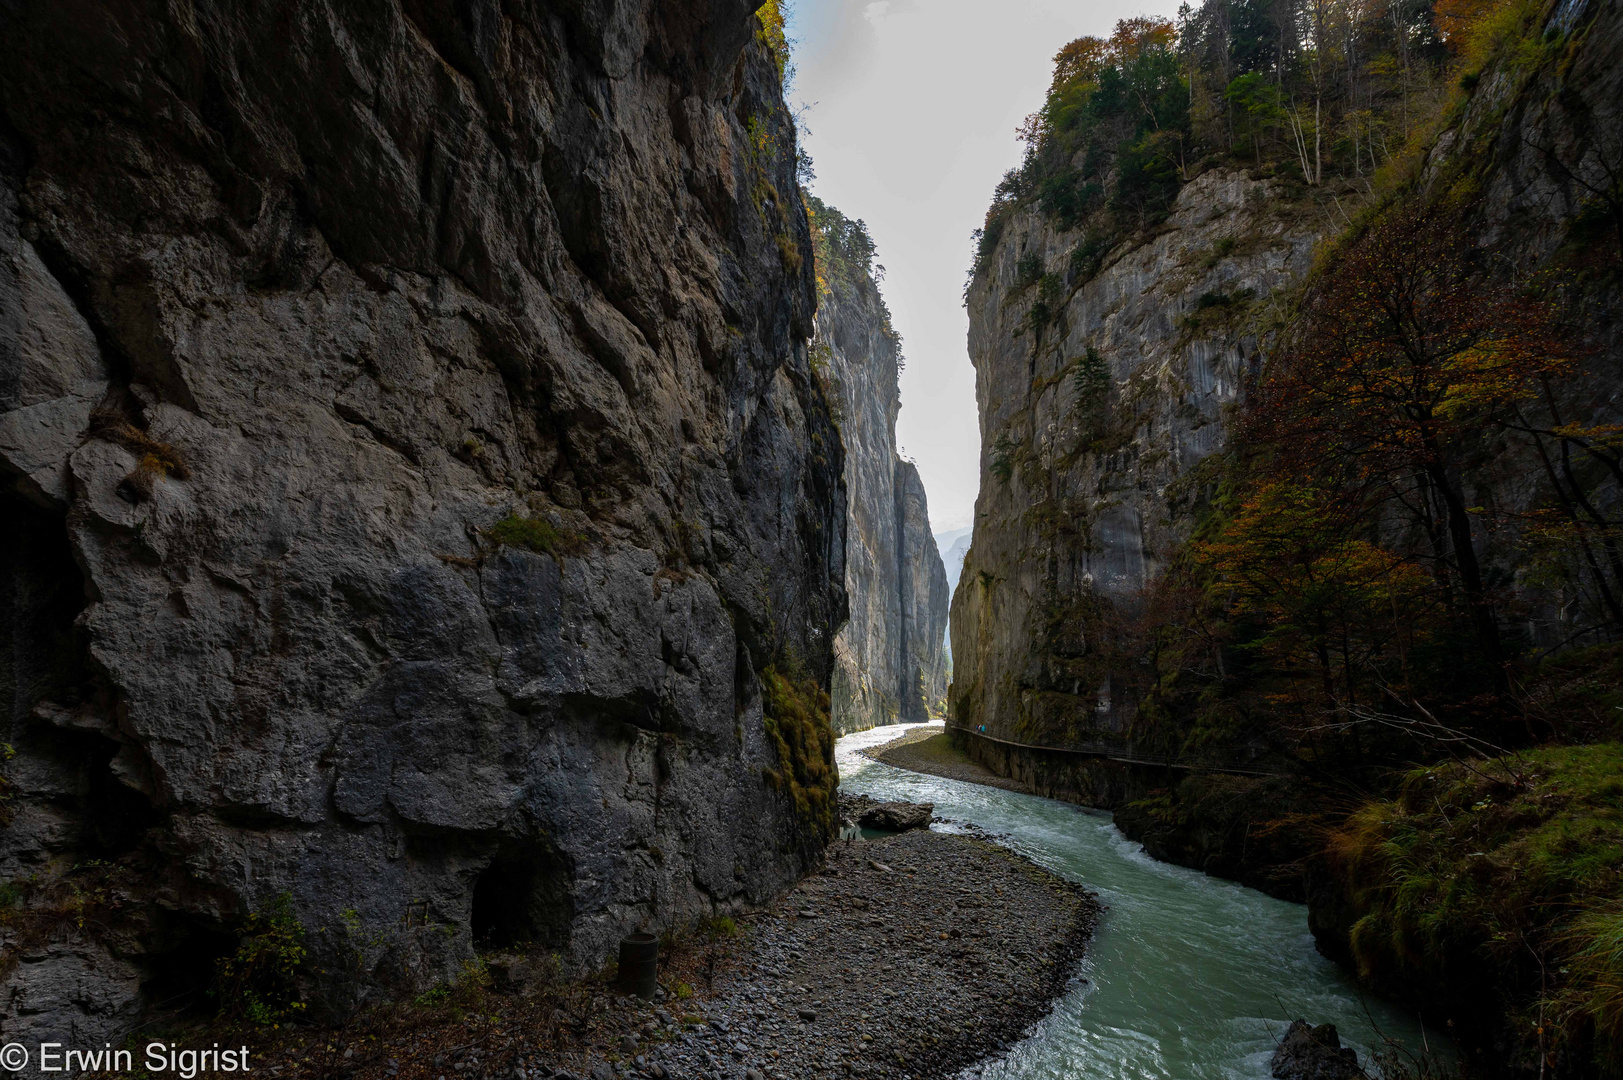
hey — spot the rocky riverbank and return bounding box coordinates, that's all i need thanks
[228,819,1097,1080]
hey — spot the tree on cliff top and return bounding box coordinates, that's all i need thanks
[970,0,1497,287]
[806,195,879,290]
[1017,16,1189,231]
[755,0,792,86]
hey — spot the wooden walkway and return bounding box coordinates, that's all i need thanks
[944,723,1294,779]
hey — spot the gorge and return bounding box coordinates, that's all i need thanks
[0,0,1621,1077]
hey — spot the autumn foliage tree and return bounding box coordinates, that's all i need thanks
[1194,482,1438,722]
[1250,201,1573,705]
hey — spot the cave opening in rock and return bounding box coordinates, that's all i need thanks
[470,845,573,950]
[141,919,238,1016]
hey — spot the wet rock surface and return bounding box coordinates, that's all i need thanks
[1270,1020,1364,1080]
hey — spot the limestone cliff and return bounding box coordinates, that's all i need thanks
[951,0,1623,754]
[0,0,844,1038]
[894,460,950,718]
[811,201,949,732]
[951,170,1321,745]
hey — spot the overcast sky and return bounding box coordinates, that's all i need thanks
[788,0,1180,533]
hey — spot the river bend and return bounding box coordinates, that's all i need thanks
[836,723,1446,1080]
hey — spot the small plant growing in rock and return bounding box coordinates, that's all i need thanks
[990,435,1018,483]
[1015,253,1045,289]
[90,408,192,503]
[1069,234,1108,282]
[1204,235,1237,268]
[215,892,308,1027]
[1030,273,1066,331]
[704,916,739,939]
[486,514,581,557]
[1071,347,1109,405]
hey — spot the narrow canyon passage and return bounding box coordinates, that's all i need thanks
[838,725,1448,1080]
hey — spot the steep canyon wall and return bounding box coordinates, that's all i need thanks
[951,170,1322,747]
[0,0,844,1041]
[951,0,1623,761]
[814,233,949,733]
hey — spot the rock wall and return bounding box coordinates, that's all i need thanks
[951,170,1321,744]
[950,0,1623,753]
[895,460,950,718]
[816,241,949,732]
[0,0,845,1038]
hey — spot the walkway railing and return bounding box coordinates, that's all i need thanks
[942,723,1294,779]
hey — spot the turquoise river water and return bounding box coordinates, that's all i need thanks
[835,723,1450,1080]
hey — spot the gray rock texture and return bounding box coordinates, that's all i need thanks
[1270,1020,1364,1080]
[815,231,948,732]
[0,0,844,1041]
[950,1,1623,752]
[951,169,1322,744]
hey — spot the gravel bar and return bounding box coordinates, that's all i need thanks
[590,825,1099,1080]
[861,728,1031,796]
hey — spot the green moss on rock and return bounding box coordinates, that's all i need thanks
[1329,744,1623,1072]
[486,514,582,557]
[760,666,838,850]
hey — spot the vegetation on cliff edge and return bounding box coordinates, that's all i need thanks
[1331,743,1623,1072]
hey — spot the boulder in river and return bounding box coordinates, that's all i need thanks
[858,801,934,832]
[1271,1020,1365,1080]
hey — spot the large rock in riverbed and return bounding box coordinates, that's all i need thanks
[858,801,934,833]
[1271,1020,1364,1080]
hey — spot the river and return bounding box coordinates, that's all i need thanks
[836,722,1448,1080]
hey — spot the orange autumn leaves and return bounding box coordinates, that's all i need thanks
[1048,17,1176,93]
[1018,17,1178,145]
[1253,202,1572,475]
[1192,200,1575,706]
[1195,483,1436,701]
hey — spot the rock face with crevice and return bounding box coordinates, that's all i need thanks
[951,170,1322,745]
[814,237,949,733]
[0,0,844,1038]
[951,0,1623,758]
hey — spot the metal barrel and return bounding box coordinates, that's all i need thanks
[618,932,659,999]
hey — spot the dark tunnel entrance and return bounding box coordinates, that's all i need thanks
[470,844,574,950]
